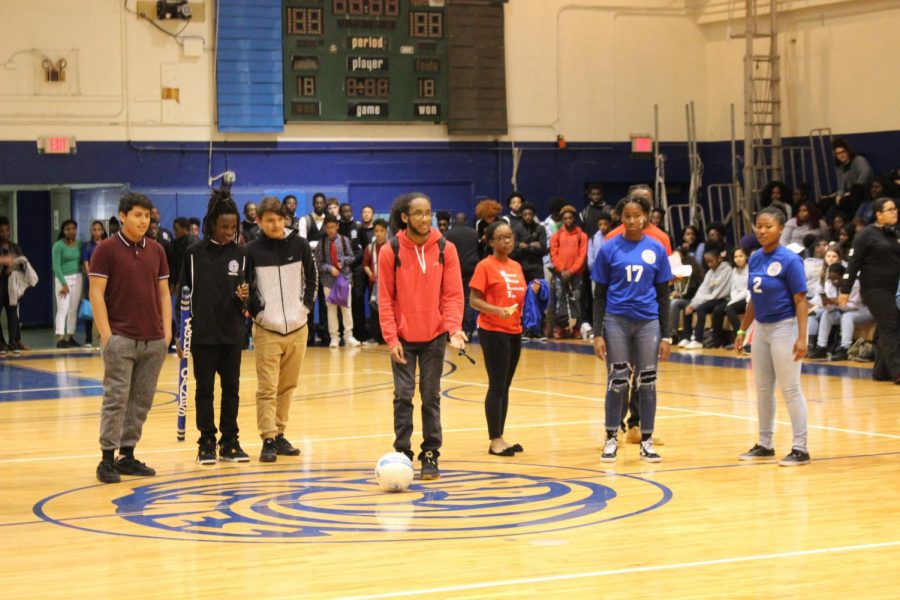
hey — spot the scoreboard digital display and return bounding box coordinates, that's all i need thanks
[283,0,447,122]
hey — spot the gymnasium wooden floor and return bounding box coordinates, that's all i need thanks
[1,340,898,599]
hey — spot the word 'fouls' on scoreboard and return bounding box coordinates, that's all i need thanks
[283,0,448,123]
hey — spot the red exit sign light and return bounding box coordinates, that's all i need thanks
[38,136,77,154]
[630,135,653,154]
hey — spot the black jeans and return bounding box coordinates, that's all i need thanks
[192,343,242,441]
[692,298,728,342]
[461,274,477,335]
[725,299,747,333]
[392,334,447,458]
[478,328,522,439]
[368,300,384,343]
[861,287,900,381]
[351,270,369,341]
[0,276,21,345]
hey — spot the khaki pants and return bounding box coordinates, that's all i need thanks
[254,324,308,440]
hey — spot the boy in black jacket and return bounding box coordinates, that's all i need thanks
[180,191,250,464]
[245,197,318,462]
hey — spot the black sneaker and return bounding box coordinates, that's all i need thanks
[778,448,811,467]
[739,444,775,461]
[197,440,217,465]
[806,346,827,360]
[115,455,156,476]
[420,450,440,480]
[0,342,8,355]
[259,438,277,462]
[56,340,69,349]
[66,338,81,348]
[219,439,250,463]
[398,449,414,461]
[830,347,849,361]
[96,460,121,484]
[273,434,300,456]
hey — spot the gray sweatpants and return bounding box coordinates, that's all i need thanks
[752,318,809,452]
[99,335,168,451]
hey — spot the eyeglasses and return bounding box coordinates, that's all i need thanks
[491,234,514,242]
[408,210,432,219]
[879,206,897,213]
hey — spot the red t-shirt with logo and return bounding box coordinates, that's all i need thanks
[469,255,527,334]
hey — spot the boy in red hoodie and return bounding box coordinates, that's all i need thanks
[378,193,466,480]
[550,205,588,338]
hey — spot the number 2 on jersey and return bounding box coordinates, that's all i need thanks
[625,265,644,283]
[752,276,763,293]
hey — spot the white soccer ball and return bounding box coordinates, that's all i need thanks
[375,452,415,492]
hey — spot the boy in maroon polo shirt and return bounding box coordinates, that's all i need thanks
[89,193,171,484]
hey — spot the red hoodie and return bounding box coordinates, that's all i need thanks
[377,228,464,347]
[550,225,588,275]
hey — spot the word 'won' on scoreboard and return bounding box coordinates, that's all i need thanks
[284,0,447,122]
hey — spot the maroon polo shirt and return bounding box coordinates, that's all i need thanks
[89,231,170,341]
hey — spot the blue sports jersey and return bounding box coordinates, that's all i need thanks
[748,245,807,323]
[592,234,671,321]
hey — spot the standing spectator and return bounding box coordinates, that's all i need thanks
[362,218,389,344]
[469,221,528,456]
[580,184,608,335]
[734,207,810,466]
[550,205,588,339]
[325,197,340,218]
[475,199,506,258]
[245,197,317,461]
[52,219,82,348]
[339,203,368,342]
[511,202,548,284]
[360,204,376,247]
[831,138,875,218]
[170,217,200,347]
[282,195,299,231]
[299,192,329,346]
[315,214,361,349]
[241,202,260,244]
[506,192,525,229]
[107,216,120,236]
[839,197,900,383]
[81,220,107,348]
[188,217,201,237]
[0,217,28,353]
[542,197,566,281]
[444,213,480,339]
[586,212,612,273]
[180,191,251,464]
[436,211,451,234]
[453,212,468,228]
[150,207,174,245]
[378,192,466,480]
[90,193,171,483]
[682,248,734,349]
[592,194,672,463]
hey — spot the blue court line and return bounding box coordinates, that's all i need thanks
[0,362,104,402]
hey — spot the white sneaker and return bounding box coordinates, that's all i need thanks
[344,337,361,348]
[685,340,704,350]
[640,439,662,463]
[329,339,339,349]
[601,437,618,463]
[677,338,690,348]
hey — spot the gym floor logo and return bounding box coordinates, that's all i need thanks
[34,462,672,544]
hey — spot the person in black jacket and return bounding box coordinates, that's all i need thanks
[245,197,318,461]
[339,203,368,342]
[840,197,900,383]
[511,202,547,282]
[444,213,480,338]
[180,191,251,464]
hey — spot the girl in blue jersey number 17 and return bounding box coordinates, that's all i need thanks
[735,207,811,466]
[591,194,672,463]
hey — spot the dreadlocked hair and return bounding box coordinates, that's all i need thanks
[389,192,430,232]
[203,188,240,241]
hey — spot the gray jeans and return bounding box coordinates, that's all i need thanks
[752,318,808,452]
[99,335,168,451]
[392,335,447,458]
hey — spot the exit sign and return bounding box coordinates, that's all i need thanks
[37,136,76,155]
[630,135,653,155]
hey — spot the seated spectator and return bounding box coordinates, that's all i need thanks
[680,225,704,267]
[837,222,856,259]
[680,248,733,349]
[828,212,849,243]
[781,201,828,246]
[856,177,894,226]
[808,244,845,346]
[760,181,792,217]
[649,208,675,249]
[723,247,750,349]
[807,264,873,361]
[791,183,811,216]
[669,248,703,345]
[705,221,732,261]
[830,137,874,219]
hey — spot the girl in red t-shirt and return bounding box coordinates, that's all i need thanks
[470,221,535,456]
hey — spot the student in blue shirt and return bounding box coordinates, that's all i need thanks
[734,206,811,466]
[592,194,672,463]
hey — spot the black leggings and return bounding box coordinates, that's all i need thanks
[478,328,522,439]
[862,287,900,381]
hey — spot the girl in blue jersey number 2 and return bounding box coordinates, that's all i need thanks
[735,207,811,466]
[591,194,672,463]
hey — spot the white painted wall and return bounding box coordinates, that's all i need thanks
[0,0,896,144]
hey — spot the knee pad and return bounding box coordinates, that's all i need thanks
[608,362,632,392]
[636,368,657,390]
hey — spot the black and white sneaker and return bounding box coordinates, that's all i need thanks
[273,434,300,456]
[778,448,811,467]
[259,438,277,463]
[96,460,121,484]
[115,455,156,476]
[601,437,618,463]
[739,444,775,461]
[420,450,440,480]
[640,439,661,463]
[197,440,217,465]
[219,439,250,463]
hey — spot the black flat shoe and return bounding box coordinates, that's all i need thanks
[488,446,516,456]
[509,444,524,453]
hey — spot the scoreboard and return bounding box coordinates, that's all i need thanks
[283,0,448,122]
